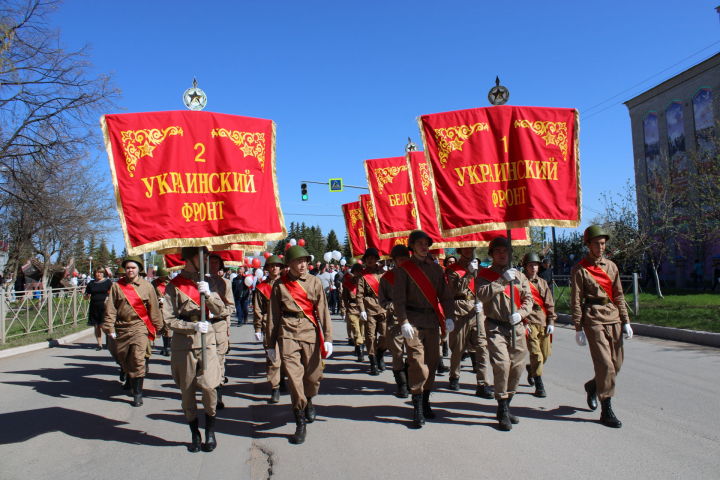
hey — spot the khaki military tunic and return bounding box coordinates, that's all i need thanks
[341,275,364,347]
[164,271,226,421]
[209,275,233,379]
[152,279,172,339]
[253,277,282,389]
[570,255,629,400]
[267,272,332,411]
[103,277,163,378]
[393,255,454,394]
[476,266,533,400]
[357,268,387,355]
[526,276,556,377]
[379,270,405,371]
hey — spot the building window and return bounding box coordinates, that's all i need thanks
[643,112,660,184]
[692,88,715,155]
[665,101,687,177]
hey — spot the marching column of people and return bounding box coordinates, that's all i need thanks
[357,248,388,376]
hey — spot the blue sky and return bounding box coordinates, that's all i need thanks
[50,1,720,253]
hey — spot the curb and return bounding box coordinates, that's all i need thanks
[0,327,94,359]
[556,314,720,348]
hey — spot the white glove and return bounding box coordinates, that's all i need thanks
[623,324,633,339]
[254,331,264,342]
[576,331,587,346]
[474,302,483,314]
[509,312,522,325]
[401,322,414,340]
[324,342,333,358]
[502,268,518,282]
[110,332,117,339]
[360,311,368,321]
[194,320,210,334]
[445,317,455,333]
[197,281,211,296]
[546,324,555,335]
[467,259,478,274]
[266,348,277,363]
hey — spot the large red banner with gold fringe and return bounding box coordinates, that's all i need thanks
[341,201,367,258]
[419,105,580,236]
[102,110,286,255]
[364,156,416,239]
[360,194,407,257]
[406,151,530,247]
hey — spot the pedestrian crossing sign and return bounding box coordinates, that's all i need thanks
[329,178,343,192]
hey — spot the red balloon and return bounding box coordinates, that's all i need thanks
[244,258,251,266]
[298,239,306,246]
[263,251,272,259]
[285,243,291,250]
[251,258,261,268]
[279,254,284,258]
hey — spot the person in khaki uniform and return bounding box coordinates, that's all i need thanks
[342,263,365,362]
[266,245,333,445]
[208,254,234,409]
[522,252,557,398]
[393,230,454,429]
[445,247,487,394]
[476,236,533,431]
[164,246,226,453]
[357,247,387,376]
[103,256,163,408]
[152,266,172,357]
[253,255,285,404]
[571,225,633,429]
[379,244,410,398]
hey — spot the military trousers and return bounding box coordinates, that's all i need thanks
[109,332,149,378]
[365,313,387,354]
[448,313,477,379]
[527,323,552,377]
[171,346,221,421]
[279,337,323,411]
[212,319,230,379]
[266,343,282,389]
[405,325,440,394]
[386,321,406,371]
[346,313,365,347]
[486,319,528,400]
[584,322,623,401]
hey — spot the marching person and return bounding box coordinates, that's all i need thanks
[393,230,454,428]
[379,244,410,398]
[342,263,366,362]
[266,245,333,445]
[476,236,533,431]
[253,255,285,404]
[208,253,234,409]
[151,266,171,356]
[164,246,227,452]
[522,252,557,398]
[571,225,633,428]
[357,247,387,376]
[103,256,163,408]
[231,266,252,325]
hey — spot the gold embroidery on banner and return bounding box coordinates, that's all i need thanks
[349,208,363,227]
[393,237,408,246]
[418,162,432,194]
[365,200,376,222]
[120,126,184,177]
[433,122,489,168]
[211,128,266,172]
[374,166,408,194]
[513,120,568,161]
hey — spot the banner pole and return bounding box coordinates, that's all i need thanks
[507,229,515,349]
[199,248,207,373]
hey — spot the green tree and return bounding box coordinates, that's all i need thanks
[326,229,341,253]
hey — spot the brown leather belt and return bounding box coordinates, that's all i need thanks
[283,311,305,318]
[407,305,435,314]
[584,297,610,306]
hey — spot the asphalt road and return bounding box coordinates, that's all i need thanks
[1,316,719,480]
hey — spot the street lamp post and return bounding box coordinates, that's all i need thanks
[88,256,93,277]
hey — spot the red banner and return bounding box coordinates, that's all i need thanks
[419,105,580,236]
[364,156,416,238]
[341,201,367,258]
[406,151,529,247]
[360,194,408,257]
[102,110,286,254]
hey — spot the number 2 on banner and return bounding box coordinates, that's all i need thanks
[194,143,206,162]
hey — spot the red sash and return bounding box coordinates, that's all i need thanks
[282,274,328,359]
[362,272,381,296]
[343,275,357,295]
[256,281,272,300]
[579,258,615,303]
[528,281,548,315]
[399,261,446,335]
[153,280,167,296]
[383,270,395,286]
[446,263,476,294]
[118,279,156,341]
[476,268,521,309]
[170,275,209,315]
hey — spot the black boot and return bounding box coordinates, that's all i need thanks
[304,397,316,423]
[119,368,126,384]
[131,377,143,407]
[279,377,288,394]
[506,394,520,424]
[368,355,379,376]
[448,376,460,391]
[411,393,425,428]
[376,349,386,371]
[442,340,449,357]
[475,384,494,399]
[496,399,512,431]
[269,388,280,404]
[422,391,435,419]
[534,376,547,398]
[584,380,598,411]
[216,385,225,410]
[358,344,365,363]
[436,358,449,376]
[162,336,170,356]
[600,398,622,428]
[290,409,307,444]
[355,344,361,361]
[202,414,217,452]
[527,365,534,386]
[470,355,478,373]
[393,370,409,398]
[188,419,202,452]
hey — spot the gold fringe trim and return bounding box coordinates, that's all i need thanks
[405,151,423,230]
[365,160,416,240]
[270,121,288,239]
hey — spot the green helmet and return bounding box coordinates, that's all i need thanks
[408,230,433,249]
[522,252,542,266]
[583,225,610,244]
[121,256,144,271]
[362,247,380,260]
[155,266,169,277]
[488,236,510,255]
[265,255,285,266]
[285,245,311,263]
[181,246,209,260]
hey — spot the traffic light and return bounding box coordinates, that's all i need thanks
[301,183,308,201]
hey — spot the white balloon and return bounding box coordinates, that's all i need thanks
[310,255,315,262]
[244,275,254,287]
[254,268,263,277]
[323,252,332,263]
[332,250,342,261]
[340,258,347,266]
[289,238,297,246]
